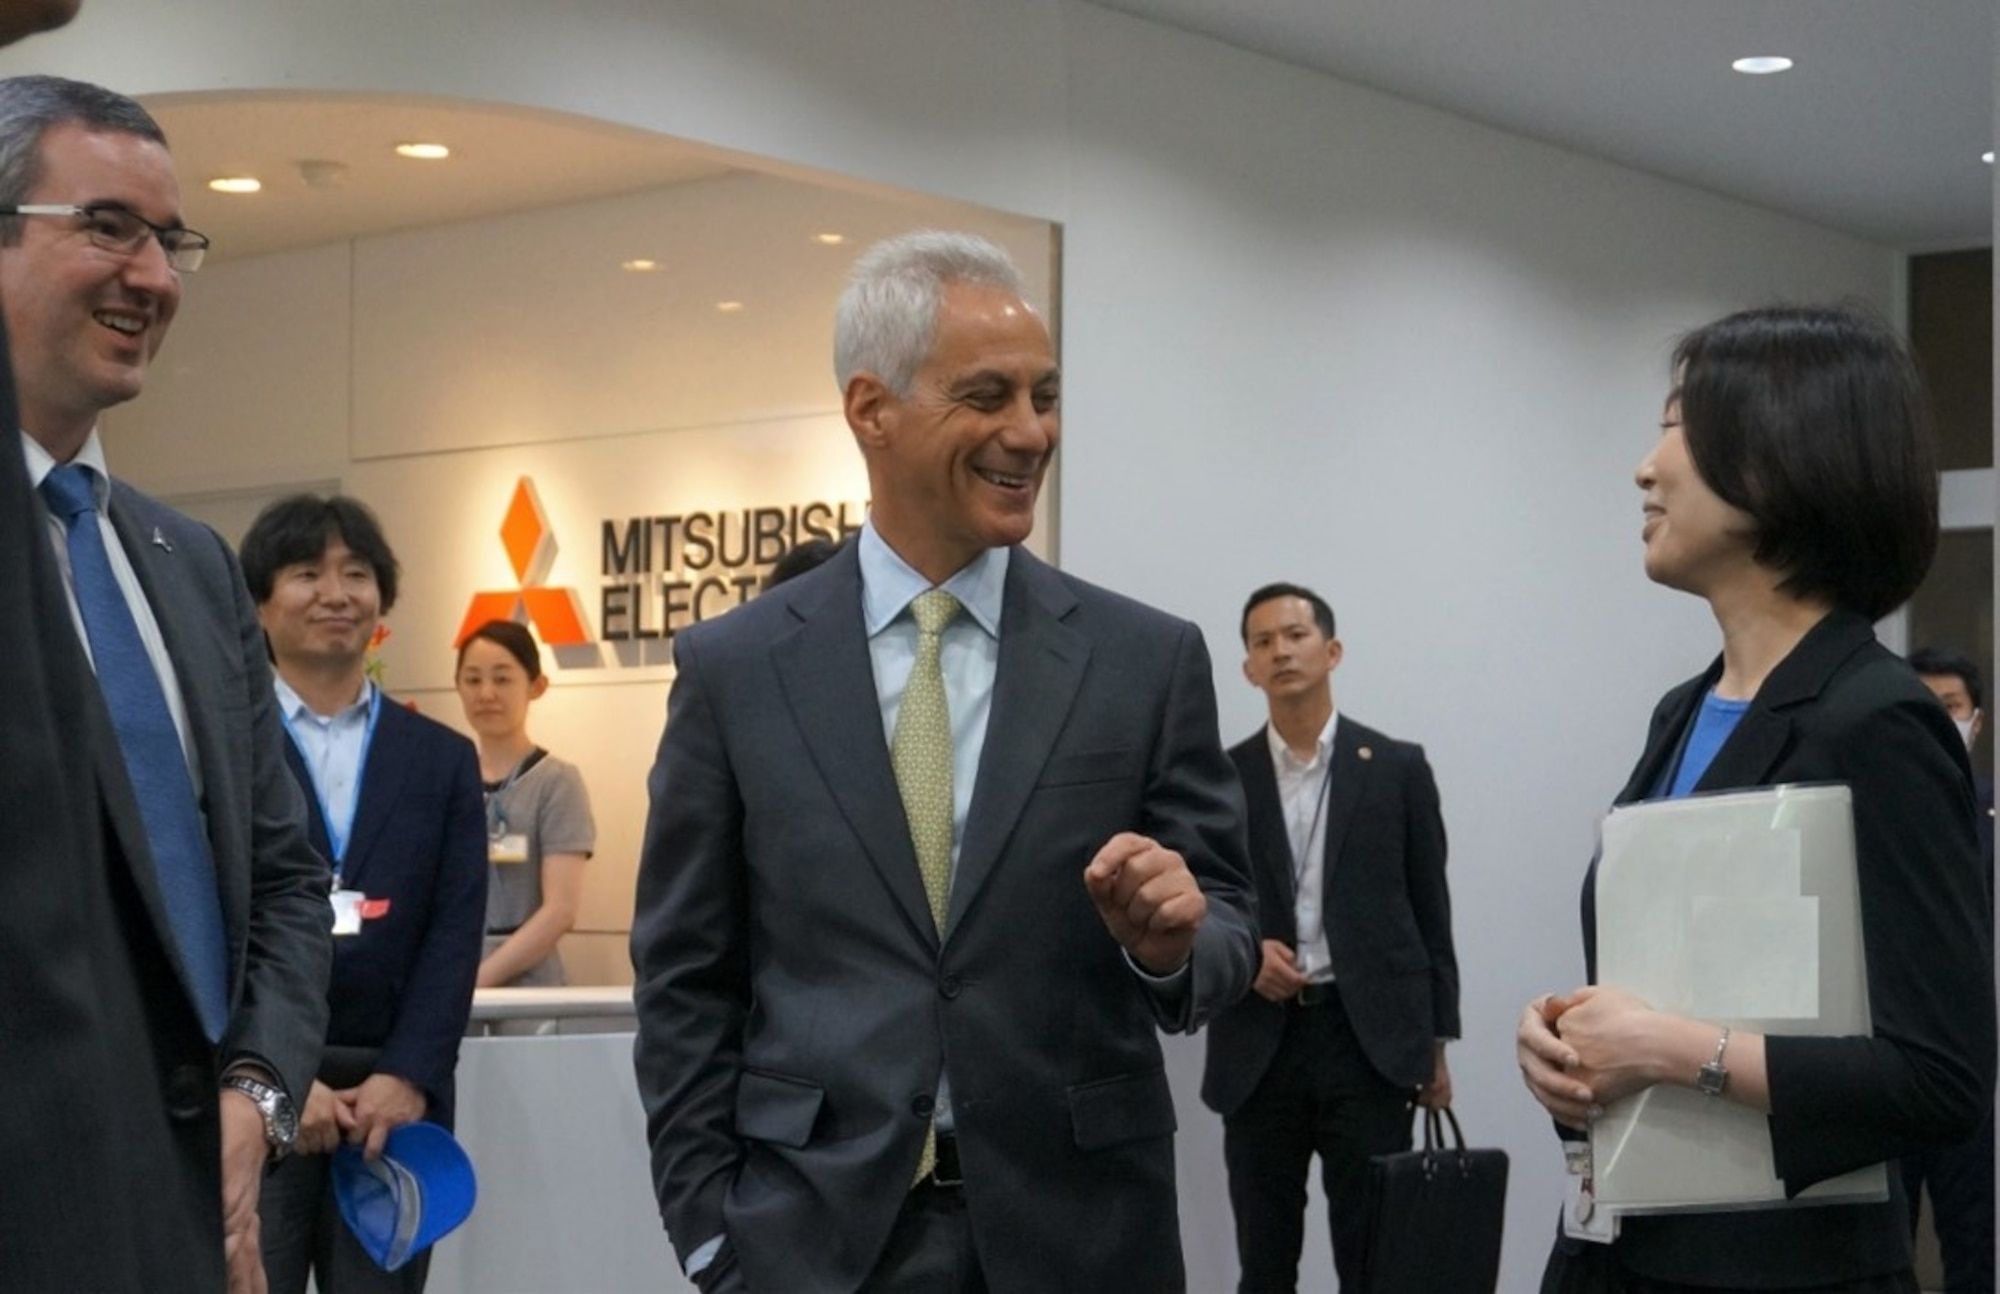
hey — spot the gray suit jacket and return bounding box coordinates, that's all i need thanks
[632,543,1256,1294]
[104,480,333,1098]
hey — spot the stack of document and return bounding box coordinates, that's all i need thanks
[1590,783,1885,1215]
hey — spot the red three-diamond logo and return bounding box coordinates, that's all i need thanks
[454,476,592,647]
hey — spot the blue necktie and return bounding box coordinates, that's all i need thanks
[40,464,228,1041]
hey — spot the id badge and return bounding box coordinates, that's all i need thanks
[1562,1172,1618,1244]
[331,888,366,937]
[490,833,530,864]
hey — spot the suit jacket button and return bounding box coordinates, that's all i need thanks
[911,1094,935,1118]
[939,975,962,999]
[166,1064,209,1120]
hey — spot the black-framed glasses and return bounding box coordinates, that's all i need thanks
[0,203,210,272]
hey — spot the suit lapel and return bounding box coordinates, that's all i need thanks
[770,548,938,944]
[339,696,409,888]
[100,490,233,1006]
[1318,720,1371,887]
[278,734,335,863]
[1235,735,1298,937]
[951,554,1087,937]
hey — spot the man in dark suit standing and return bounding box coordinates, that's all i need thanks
[240,493,487,1294]
[631,230,1258,1294]
[0,75,332,1291]
[1201,582,1458,1294]
[1902,645,1994,1294]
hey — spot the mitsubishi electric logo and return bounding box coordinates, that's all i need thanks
[454,476,593,648]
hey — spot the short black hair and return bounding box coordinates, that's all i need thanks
[239,494,401,612]
[1672,304,1938,620]
[1909,646,1984,712]
[762,538,842,593]
[458,618,542,681]
[1240,581,1335,644]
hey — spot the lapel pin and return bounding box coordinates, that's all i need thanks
[1358,746,1373,761]
[150,526,173,553]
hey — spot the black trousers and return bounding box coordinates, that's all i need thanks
[1900,1103,1996,1294]
[1222,987,1413,1294]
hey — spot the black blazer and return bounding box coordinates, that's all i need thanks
[1569,610,1997,1289]
[1201,716,1457,1114]
[281,695,486,1127]
[631,543,1257,1294]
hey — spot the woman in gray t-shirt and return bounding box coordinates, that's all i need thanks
[456,619,596,988]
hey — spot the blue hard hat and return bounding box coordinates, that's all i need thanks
[331,1121,478,1271]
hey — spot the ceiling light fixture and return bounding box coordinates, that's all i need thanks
[1731,56,1794,75]
[1985,151,1996,165]
[813,232,846,245]
[716,301,745,313]
[622,258,661,272]
[207,176,262,194]
[394,142,451,160]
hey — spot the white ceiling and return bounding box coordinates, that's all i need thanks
[151,5,1991,265]
[1089,0,1994,251]
[153,93,739,264]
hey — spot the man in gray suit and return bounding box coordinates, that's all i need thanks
[632,230,1257,1294]
[0,76,331,1291]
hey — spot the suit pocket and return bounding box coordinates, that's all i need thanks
[1067,1067,1177,1151]
[1038,747,1142,789]
[734,1069,824,1149]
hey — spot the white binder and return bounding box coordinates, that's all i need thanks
[1589,783,1886,1214]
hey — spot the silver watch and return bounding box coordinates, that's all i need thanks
[222,1074,299,1162]
[1696,1027,1731,1097]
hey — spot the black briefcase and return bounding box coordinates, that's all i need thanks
[1352,1105,1509,1294]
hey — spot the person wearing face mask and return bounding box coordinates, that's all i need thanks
[1899,645,1993,1294]
[455,618,596,991]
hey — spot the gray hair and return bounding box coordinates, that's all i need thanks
[833,230,1030,396]
[0,76,166,243]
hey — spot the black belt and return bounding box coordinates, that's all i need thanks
[486,925,520,937]
[916,1133,964,1190]
[1295,981,1337,1008]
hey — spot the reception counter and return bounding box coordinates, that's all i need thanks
[427,989,690,1293]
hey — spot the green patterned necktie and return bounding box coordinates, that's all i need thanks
[891,588,961,1184]
[893,589,962,934]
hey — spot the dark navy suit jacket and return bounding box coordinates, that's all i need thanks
[1201,715,1457,1115]
[281,694,486,1126]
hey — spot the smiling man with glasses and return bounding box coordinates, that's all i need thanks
[0,75,332,1294]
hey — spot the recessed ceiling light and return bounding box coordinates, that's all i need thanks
[622,258,661,273]
[207,176,261,194]
[1731,56,1794,75]
[1985,151,1996,165]
[394,142,451,160]
[715,301,745,313]
[813,233,845,245]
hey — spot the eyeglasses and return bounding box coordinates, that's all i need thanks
[0,203,210,272]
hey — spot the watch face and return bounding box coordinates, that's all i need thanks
[1697,1063,1728,1096]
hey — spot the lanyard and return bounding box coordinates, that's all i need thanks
[279,682,382,880]
[1288,752,1336,893]
[484,747,544,840]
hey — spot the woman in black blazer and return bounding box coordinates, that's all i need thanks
[1518,305,1996,1293]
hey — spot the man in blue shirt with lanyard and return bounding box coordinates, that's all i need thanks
[239,493,486,1294]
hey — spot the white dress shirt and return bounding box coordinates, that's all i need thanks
[1268,710,1339,981]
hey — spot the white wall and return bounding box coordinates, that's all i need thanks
[2,3,1897,1290]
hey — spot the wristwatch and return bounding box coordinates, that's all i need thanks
[222,1073,299,1162]
[1696,1026,1732,1097]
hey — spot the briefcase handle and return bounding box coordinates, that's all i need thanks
[1417,1105,1476,1180]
